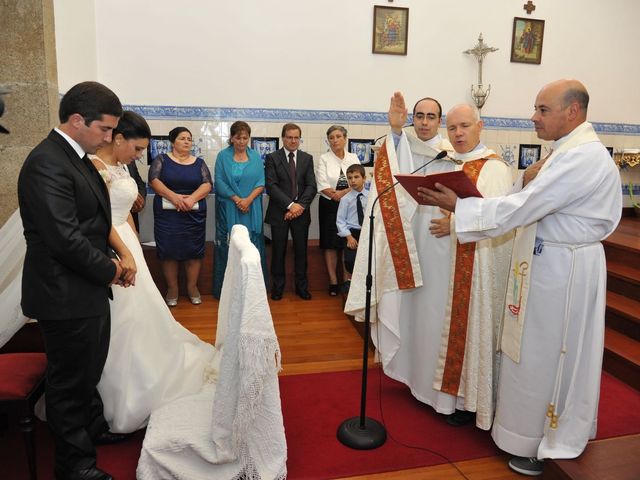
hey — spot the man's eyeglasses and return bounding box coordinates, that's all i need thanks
[413,113,439,121]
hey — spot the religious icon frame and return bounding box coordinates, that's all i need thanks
[251,137,279,163]
[349,139,375,166]
[510,17,545,65]
[146,135,171,165]
[372,6,409,56]
[518,144,542,169]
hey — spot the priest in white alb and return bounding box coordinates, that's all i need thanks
[417,79,622,476]
[345,95,514,430]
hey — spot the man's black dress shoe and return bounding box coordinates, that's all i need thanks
[295,289,312,300]
[446,409,475,426]
[93,431,129,445]
[56,466,113,480]
[271,291,283,301]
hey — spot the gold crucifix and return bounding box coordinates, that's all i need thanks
[523,1,536,14]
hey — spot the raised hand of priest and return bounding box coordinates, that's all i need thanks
[388,91,408,134]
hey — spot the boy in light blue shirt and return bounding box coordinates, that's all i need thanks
[336,164,368,292]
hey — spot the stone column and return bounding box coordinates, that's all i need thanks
[0,0,58,226]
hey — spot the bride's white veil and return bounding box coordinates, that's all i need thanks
[0,209,29,348]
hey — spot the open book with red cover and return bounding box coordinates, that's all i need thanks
[394,170,483,204]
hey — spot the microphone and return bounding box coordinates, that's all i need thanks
[372,150,449,210]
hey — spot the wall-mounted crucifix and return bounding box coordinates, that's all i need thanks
[463,33,498,111]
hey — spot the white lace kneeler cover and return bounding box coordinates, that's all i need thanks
[137,225,287,480]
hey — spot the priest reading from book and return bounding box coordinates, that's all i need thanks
[346,96,514,430]
[417,79,622,476]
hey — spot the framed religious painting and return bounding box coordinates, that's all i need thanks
[510,17,545,64]
[372,6,409,55]
[147,135,171,165]
[518,144,541,169]
[251,137,279,163]
[349,139,375,166]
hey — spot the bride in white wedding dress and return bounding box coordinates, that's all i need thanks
[90,111,217,433]
[0,112,217,434]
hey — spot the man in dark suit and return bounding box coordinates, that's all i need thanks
[18,81,130,480]
[265,123,317,300]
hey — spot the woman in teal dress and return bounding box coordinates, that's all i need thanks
[213,121,267,297]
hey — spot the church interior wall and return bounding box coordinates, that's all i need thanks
[52,0,640,216]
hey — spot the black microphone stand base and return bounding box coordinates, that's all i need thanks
[337,416,387,450]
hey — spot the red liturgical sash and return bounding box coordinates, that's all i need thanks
[440,159,487,394]
[375,141,416,290]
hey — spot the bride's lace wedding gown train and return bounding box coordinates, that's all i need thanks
[94,159,217,433]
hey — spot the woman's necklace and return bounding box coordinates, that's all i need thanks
[234,150,248,162]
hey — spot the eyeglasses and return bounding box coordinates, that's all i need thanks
[413,113,439,121]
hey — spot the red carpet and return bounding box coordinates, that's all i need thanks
[1,371,639,480]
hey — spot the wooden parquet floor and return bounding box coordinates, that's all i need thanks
[171,293,521,480]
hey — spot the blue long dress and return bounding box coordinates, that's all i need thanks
[149,154,212,260]
[213,146,267,297]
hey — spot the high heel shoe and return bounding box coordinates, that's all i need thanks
[165,296,178,307]
[188,290,202,305]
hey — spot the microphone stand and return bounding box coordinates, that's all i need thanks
[337,148,449,449]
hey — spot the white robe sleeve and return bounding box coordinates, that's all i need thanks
[455,144,621,243]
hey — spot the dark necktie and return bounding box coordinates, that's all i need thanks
[356,193,364,226]
[288,151,297,199]
[82,154,102,184]
[82,154,95,174]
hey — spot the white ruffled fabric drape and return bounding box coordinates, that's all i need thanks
[137,225,287,480]
[0,210,29,349]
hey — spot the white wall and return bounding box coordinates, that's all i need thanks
[50,0,640,124]
[53,0,97,91]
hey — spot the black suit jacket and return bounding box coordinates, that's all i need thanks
[18,130,117,320]
[264,148,317,226]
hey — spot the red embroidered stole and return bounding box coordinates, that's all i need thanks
[374,141,417,289]
[440,159,488,394]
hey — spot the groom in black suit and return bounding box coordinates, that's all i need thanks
[18,82,128,480]
[265,123,317,300]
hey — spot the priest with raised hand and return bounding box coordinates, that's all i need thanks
[345,95,514,431]
[344,93,454,411]
[417,79,622,476]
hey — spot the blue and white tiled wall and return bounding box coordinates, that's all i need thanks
[130,104,640,207]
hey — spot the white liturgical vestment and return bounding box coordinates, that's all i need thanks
[454,122,622,458]
[346,130,513,429]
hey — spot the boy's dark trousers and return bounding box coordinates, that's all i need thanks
[343,228,361,274]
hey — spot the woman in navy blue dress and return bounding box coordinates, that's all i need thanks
[149,127,212,306]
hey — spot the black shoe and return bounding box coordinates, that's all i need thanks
[57,466,113,480]
[271,291,283,301]
[93,431,129,445]
[342,280,351,294]
[446,409,475,426]
[328,284,339,296]
[295,289,312,300]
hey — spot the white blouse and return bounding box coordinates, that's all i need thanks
[315,149,360,200]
